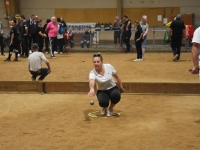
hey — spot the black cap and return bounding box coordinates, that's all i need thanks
[32,43,39,48]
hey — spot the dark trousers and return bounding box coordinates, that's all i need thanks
[135,40,142,59]
[171,35,182,60]
[49,37,57,56]
[57,38,64,52]
[7,43,19,60]
[37,39,44,52]
[45,37,49,52]
[171,46,181,60]
[66,40,74,48]
[0,36,4,55]
[28,34,36,50]
[124,31,131,52]
[114,32,120,44]
[30,68,49,80]
[21,36,29,57]
[97,86,121,108]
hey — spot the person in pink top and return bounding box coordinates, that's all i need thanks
[45,16,58,58]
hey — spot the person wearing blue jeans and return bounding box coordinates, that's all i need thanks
[80,28,90,48]
[28,43,51,81]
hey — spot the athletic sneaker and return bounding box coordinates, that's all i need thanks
[60,52,63,54]
[54,51,58,54]
[107,108,113,117]
[173,54,179,61]
[133,58,140,62]
[51,55,56,58]
[1,54,5,56]
[45,51,49,54]
[29,50,32,54]
[101,108,107,115]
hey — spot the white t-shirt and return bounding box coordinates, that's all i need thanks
[89,64,116,90]
[28,52,49,71]
[57,24,64,39]
[192,27,200,44]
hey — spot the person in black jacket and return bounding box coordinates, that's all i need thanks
[4,19,20,62]
[26,14,37,54]
[43,19,51,53]
[0,21,5,56]
[20,15,29,57]
[36,20,46,52]
[169,14,186,61]
[133,21,143,62]
[121,15,132,53]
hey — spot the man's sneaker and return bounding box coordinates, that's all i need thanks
[107,108,113,117]
[1,54,5,56]
[4,58,10,62]
[133,58,140,62]
[101,108,107,115]
[45,51,49,54]
[13,58,18,61]
[54,51,58,54]
[51,55,56,58]
[142,57,145,60]
[60,52,63,54]
[29,50,32,54]
[173,54,179,61]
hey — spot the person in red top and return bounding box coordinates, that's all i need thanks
[45,16,58,58]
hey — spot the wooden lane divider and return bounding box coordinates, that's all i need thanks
[0,81,200,94]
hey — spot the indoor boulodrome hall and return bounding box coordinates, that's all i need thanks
[0,0,200,149]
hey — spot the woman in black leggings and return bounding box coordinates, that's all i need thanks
[88,54,125,117]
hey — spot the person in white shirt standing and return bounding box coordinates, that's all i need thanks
[190,26,200,75]
[140,15,149,59]
[88,53,125,117]
[28,43,51,81]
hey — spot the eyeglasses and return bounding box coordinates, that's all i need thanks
[93,54,101,57]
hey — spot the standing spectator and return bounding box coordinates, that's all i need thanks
[66,28,74,51]
[140,15,149,59]
[28,43,51,81]
[4,19,20,62]
[169,14,186,61]
[133,21,143,62]
[36,20,46,52]
[190,26,200,75]
[80,28,90,48]
[20,15,29,58]
[0,21,4,56]
[112,16,122,48]
[43,19,51,53]
[60,17,67,27]
[26,14,37,54]
[121,15,132,53]
[57,17,64,54]
[46,16,58,58]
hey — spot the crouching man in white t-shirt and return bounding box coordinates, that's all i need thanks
[190,27,200,75]
[28,43,51,81]
[88,54,125,117]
